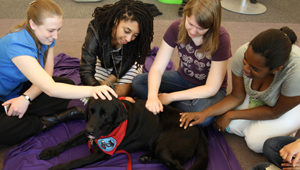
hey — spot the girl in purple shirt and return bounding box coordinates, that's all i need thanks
[132,0,231,126]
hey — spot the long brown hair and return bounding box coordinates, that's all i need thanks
[10,0,63,64]
[178,0,221,55]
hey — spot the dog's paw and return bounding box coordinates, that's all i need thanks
[139,153,155,162]
[39,148,60,160]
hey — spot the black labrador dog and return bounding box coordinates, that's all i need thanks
[39,96,208,170]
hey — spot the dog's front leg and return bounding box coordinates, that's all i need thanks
[49,151,110,170]
[39,131,88,160]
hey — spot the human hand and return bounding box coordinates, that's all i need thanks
[213,113,231,132]
[158,93,172,105]
[121,96,135,103]
[92,85,118,100]
[145,97,163,115]
[2,96,30,119]
[99,80,109,86]
[280,139,300,167]
[179,112,206,129]
[282,161,300,169]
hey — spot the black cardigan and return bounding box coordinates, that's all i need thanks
[79,20,132,86]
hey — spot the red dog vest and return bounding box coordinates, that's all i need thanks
[88,120,127,155]
[88,97,131,169]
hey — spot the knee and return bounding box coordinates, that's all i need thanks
[132,74,146,84]
[263,138,279,158]
[62,78,75,85]
[245,137,264,153]
[53,76,75,85]
[132,74,148,90]
[132,76,138,89]
[66,79,75,85]
[263,138,274,151]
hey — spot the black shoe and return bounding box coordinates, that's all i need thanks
[40,106,84,131]
[250,0,258,4]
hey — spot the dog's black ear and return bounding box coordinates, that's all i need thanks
[84,97,93,123]
[114,98,128,125]
[84,108,89,123]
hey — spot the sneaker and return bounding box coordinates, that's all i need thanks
[250,0,258,4]
[290,130,298,137]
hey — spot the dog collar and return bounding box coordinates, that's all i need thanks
[88,119,127,155]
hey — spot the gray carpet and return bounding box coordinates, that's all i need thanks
[0,0,300,23]
[0,1,300,170]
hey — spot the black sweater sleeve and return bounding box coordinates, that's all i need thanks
[79,21,101,86]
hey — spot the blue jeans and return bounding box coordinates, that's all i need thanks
[132,71,227,127]
[263,136,298,168]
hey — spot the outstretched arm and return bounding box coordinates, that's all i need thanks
[214,93,300,132]
[146,40,174,115]
[7,55,117,99]
[180,72,246,129]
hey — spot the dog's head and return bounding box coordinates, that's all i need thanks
[85,96,128,140]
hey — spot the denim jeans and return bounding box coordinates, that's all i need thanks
[263,136,298,169]
[132,71,227,127]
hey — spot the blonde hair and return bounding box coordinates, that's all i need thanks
[10,0,63,64]
[178,0,221,55]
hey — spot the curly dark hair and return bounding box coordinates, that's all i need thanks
[93,0,154,68]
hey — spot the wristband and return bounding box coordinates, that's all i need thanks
[105,79,115,90]
[22,94,32,103]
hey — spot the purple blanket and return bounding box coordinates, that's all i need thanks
[3,53,242,170]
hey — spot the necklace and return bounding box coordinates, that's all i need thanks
[101,43,123,83]
[111,47,123,83]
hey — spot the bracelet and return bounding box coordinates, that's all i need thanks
[22,94,32,103]
[105,79,115,90]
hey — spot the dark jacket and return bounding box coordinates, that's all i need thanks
[79,20,132,86]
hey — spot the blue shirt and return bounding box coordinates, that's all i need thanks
[0,29,55,102]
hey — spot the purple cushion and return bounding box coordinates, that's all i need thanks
[3,120,242,170]
[142,46,174,73]
[3,53,242,170]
